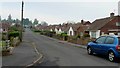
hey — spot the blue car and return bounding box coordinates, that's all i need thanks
[87,35,120,62]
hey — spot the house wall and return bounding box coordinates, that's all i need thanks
[77,27,84,36]
[58,28,63,34]
[96,30,100,38]
[50,29,53,32]
[89,30,100,38]
[68,27,74,36]
[55,28,58,34]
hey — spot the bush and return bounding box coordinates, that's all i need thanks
[0,41,6,46]
[61,33,68,37]
[40,31,56,37]
[2,35,7,41]
[83,33,90,38]
[8,31,20,39]
[34,30,42,32]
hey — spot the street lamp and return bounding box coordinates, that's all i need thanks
[20,1,24,42]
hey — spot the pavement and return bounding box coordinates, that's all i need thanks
[2,29,43,68]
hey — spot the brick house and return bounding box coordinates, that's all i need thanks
[87,13,120,38]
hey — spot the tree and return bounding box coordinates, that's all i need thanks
[29,20,32,26]
[41,21,48,26]
[23,18,29,25]
[1,19,7,23]
[15,19,21,23]
[7,14,13,23]
[23,18,30,27]
[33,18,39,26]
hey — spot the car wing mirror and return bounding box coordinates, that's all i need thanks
[93,41,97,43]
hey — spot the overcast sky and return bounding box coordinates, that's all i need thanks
[0,0,119,25]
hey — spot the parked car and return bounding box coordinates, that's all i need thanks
[87,35,120,62]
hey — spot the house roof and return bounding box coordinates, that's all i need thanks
[77,25,89,32]
[64,23,81,32]
[87,16,118,31]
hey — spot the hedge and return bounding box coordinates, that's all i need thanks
[8,31,20,39]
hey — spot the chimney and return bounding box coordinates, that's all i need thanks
[81,19,84,24]
[110,12,114,18]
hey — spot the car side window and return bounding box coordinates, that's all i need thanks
[95,37,106,44]
[105,37,114,44]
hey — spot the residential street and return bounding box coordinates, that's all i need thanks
[23,29,119,66]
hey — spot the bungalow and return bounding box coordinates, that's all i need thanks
[67,24,80,36]
[54,24,67,34]
[66,20,91,36]
[87,13,120,38]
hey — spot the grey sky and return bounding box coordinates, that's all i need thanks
[0,1,119,25]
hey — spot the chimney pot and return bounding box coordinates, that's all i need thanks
[110,12,114,18]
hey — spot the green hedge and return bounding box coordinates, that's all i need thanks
[34,30,42,32]
[83,33,90,38]
[61,33,68,37]
[8,31,20,39]
[39,30,56,37]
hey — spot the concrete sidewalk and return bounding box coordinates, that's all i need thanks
[2,33,43,67]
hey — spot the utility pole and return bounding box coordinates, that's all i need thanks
[20,1,24,42]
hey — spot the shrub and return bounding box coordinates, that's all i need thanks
[61,33,68,37]
[83,33,90,38]
[34,30,42,32]
[40,31,56,37]
[2,35,7,41]
[0,41,6,46]
[8,31,20,39]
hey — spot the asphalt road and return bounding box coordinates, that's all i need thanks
[25,29,119,67]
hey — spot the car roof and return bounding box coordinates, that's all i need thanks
[101,35,119,38]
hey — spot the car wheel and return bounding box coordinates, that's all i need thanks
[87,47,93,55]
[108,51,116,62]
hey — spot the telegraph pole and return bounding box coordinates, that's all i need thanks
[20,1,24,42]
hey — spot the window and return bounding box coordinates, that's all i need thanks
[101,32,104,35]
[116,22,120,26]
[91,32,96,38]
[118,33,120,36]
[96,36,106,44]
[80,32,83,36]
[105,37,114,44]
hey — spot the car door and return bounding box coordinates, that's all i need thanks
[92,36,106,54]
[101,37,115,54]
